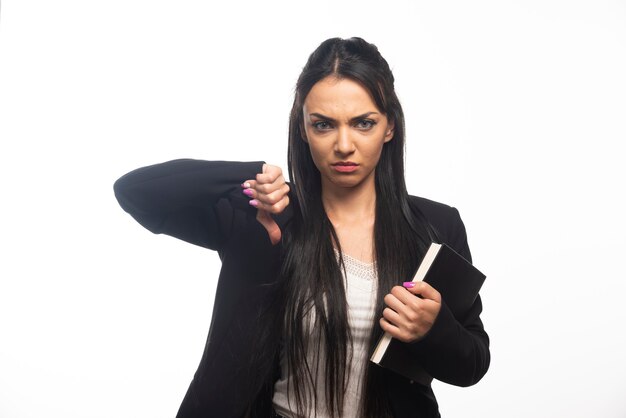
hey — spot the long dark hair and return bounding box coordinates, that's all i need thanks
[280,37,438,417]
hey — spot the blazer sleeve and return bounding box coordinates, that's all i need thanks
[407,206,490,387]
[113,159,264,252]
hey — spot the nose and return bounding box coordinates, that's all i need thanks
[334,126,355,155]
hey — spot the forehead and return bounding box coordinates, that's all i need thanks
[303,76,379,116]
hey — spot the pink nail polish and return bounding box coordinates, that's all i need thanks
[403,282,415,288]
[241,182,251,188]
[249,199,258,207]
[243,188,253,196]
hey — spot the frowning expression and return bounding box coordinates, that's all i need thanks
[302,76,394,192]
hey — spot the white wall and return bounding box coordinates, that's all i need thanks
[1,1,625,417]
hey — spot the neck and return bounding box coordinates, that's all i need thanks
[321,175,376,225]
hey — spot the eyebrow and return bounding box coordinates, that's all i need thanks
[308,112,379,123]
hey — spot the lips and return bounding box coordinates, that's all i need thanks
[331,161,359,173]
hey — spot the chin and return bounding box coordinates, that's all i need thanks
[329,176,363,189]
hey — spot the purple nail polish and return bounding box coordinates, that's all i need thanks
[403,282,415,288]
[249,199,258,207]
[243,188,253,197]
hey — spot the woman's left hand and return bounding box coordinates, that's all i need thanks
[379,281,442,343]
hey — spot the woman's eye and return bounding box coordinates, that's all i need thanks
[356,119,376,129]
[313,121,332,130]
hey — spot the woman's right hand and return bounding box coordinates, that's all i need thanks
[241,164,290,245]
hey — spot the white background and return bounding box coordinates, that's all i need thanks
[1,1,625,417]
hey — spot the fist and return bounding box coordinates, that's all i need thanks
[241,164,290,245]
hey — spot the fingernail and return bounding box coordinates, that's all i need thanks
[249,199,258,207]
[241,182,251,188]
[243,188,253,196]
[403,282,415,288]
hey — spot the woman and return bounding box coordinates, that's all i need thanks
[114,37,489,418]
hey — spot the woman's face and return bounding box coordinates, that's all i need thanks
[302,76,394,193]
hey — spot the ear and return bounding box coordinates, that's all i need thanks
[383,121,395,143]
[300,123,309,143]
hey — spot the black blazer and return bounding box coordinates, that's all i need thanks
[114,159,490,418]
